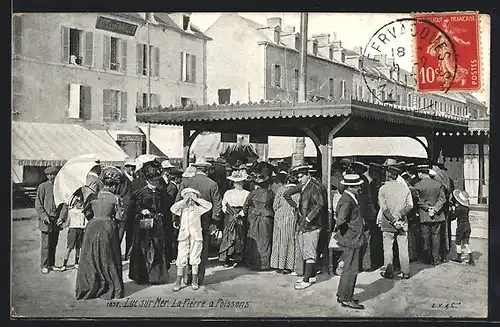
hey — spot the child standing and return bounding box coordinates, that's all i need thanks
[450,190,475,266]
[170,188,212,291]
[59,193,87,271]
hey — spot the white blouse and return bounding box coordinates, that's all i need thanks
[222,189,250,213]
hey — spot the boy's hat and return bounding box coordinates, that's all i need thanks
[170,188,213,216]
[453,189,470,207]
[181,187,201,198]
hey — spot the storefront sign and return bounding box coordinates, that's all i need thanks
[96,16,138,36]
[249,134,269,144]
[117,134,143,142]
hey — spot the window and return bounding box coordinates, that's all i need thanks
[422,98,427,108]
[12,76,22,112]
[329,78,334,97]
[182,15,190,31]
[181,97,193,108]
[294,69,300,91]
[407,94,412,107]
[68,84,91,120]
[295,36,300,50]
[104,36,127,72]
[340,80,347,99]
[137,44,160,77]
[61,27,94,66]
[272,64,282,87]
[312,43,318,55]
[380,90,386,101]
[434,100,438,109]
[397,94,401,104]
[13,16,22,55]
[180,52,196,83]
[218,89,231,104]
[103,89,127,122]
[404,74,408,85]
[137,92,161,108]
[329,47,333,60]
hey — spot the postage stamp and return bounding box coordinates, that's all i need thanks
[412,11,481,92]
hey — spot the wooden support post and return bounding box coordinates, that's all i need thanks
[182,127,191,169]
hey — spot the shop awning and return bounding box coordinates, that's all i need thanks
[12,122,129,166]
[268,136,428,158]
[138,125,222,159]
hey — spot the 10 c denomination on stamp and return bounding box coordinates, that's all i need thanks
[413,11,481,92]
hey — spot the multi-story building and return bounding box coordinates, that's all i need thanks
[12,12,211,186]
[204,13,488,160]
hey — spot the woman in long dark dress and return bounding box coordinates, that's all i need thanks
[241,174,275,271]
[75,166,124,300]
[127,160,173,285]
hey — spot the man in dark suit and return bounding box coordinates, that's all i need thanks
[333,174,366,310]
[283,164,325,290]
[414,164,447,266]
[35,166,62,274]
[175,157,222,286]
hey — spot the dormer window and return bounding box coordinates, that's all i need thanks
[295,36,300,50]
[329,47,333,60]
[313,43,318,55]
[182,15,190,31]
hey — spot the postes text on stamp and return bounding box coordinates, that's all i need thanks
[413,11,481,92]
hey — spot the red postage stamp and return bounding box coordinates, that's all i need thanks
[413,11,481,92]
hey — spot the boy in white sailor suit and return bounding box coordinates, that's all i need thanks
[170,188,213,291]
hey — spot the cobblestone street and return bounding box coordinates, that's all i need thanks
[11,219,488,318]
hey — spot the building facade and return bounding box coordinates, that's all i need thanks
[12,12,210,159]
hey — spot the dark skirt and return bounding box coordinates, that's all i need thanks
[244,214,273,270]
[219,206,245,263]
[128,217,170,284]
[75,218,124,300]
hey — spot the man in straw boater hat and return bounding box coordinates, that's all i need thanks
[170,188,213,291]
[450,190,475,265]
[174,157,222,287]
[378,165,414,279]
[283,163,325,290]
[35,166,63,274]
[413,164,447,266]
[332,174,366,309]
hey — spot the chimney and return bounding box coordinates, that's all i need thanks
[281,32,300,50]
[312,33,330,47]
[333,49,346,63]
[331,32,337,41]
[307,39,319,56]
[282,25,296,34]
[318,43,334,59]
[374,54,387,65]
[353,46,363,55]
[267,17,282,29]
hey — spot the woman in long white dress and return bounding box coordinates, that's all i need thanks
[218,171,250,267]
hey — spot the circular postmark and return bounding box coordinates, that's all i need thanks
[361,17,458,111]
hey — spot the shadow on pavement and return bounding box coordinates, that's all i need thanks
[203,266,252,286]
[355,277,395,303]
[123,280,150,297]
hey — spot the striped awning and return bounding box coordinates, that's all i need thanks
[12,121,129,166]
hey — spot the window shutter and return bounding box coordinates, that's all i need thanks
[103,35,111,69]
[137,43,143,75]
[68,84,81,119]
[337,80,342,99]
[120,39,127,72]
[271,64,275,87]
[180,52,184,81]
[154,47,160,77]
[120,91,128,122]
[191,54,196,83]
[61,26,70,63]
[136,92,142,110]
[13,16,22,55]
[81,86,92,120]
[84,31,93,66]
[103,90,111,120]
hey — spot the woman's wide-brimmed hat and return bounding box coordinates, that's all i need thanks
[227,170,249,182]
[341,174,364,186]
[192,157,212,168]
[134,154,157,172]
[170,188,213,216]
[453,189,470,207]
[142,160,162,180]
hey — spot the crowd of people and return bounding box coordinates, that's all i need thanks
[34,153,475,310]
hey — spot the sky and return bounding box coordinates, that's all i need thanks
[191,12,490,107]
